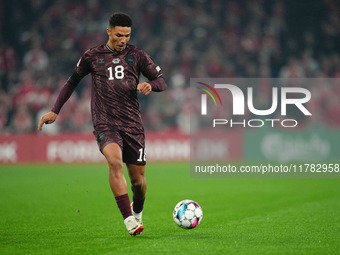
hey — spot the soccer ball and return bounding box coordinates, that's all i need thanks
[173,199,203,229]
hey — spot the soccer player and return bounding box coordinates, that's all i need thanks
[37,12,167,236]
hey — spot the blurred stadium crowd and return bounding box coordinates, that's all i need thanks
[0,0,339,134]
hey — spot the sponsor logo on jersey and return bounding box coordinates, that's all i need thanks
[112,58,120,64]
[98,58,105,66]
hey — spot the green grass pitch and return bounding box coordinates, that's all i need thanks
[1,163,340,255]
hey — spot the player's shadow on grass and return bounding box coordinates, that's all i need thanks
[113,231,210,241]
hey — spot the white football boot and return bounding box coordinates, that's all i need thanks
[130,202,143,226]
[124,216,143,236]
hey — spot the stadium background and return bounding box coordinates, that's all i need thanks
[1,1,340,254]
[1,0,339,163]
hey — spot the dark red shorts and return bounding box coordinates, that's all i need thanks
[93,127,146,166]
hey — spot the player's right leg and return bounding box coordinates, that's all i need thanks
[102,143,143,236]
[102,143,126,196]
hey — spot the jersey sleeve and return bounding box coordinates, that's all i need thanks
[139,50,166,92]
[139,50,163,81]
[51,51,92,114]
[75,50,92,77]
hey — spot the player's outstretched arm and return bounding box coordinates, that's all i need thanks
[37,112,58,131]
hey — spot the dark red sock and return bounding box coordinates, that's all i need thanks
[133,196,145,213]
[115,194,133,219]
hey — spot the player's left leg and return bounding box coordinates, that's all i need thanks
[127,164,146,225]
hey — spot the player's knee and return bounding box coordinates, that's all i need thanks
[130,175,145,189]
[107,157,123,172]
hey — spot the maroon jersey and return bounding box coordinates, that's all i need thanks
[52,44,166,134]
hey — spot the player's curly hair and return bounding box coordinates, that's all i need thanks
[109,12,132,27]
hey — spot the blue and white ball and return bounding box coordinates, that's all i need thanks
[173,199,203,229]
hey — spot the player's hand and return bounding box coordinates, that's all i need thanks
[137,82,152,95]
[37,112,58,131]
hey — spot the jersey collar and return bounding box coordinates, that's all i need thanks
[106,44,127,52]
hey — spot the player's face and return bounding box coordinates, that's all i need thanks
[107,26,131,51]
